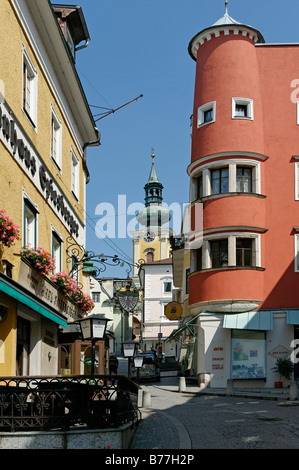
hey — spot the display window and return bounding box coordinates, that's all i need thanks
[231,330,266,379]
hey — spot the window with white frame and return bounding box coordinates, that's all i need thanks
[92,292,101,303]
[232,98,253,120]
[51,107,62,169]
[163,281,172,293]
[197,101,216,127]
[24,199,37,248]
[71,149,80,200]
[23,47,38,127]
[52,231,62,273]
[192,160,260,201]
[192,234,260,272]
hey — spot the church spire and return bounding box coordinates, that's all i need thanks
[144,151,163,207]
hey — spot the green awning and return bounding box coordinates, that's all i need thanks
[0,276,67,327]
[223,310,273,331]
[166,314,200,342]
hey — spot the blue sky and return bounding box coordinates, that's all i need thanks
[74,0,299,276]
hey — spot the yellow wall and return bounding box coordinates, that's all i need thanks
[0,293,16,376]
[0,0,86,279]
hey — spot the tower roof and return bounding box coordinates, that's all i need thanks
[147,153,160,184]
[188,1,265,61]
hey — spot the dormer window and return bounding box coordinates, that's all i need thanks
[52,5,90,62]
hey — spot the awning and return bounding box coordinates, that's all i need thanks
[0,275,67,327]
[166,314,201,342]
[223,310,273,331]
[287,310,299,325]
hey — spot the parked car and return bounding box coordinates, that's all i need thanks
[130,351,161,382]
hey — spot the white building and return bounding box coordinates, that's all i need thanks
[140,258,179,362]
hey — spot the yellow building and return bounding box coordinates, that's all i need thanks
[0,1,100,376]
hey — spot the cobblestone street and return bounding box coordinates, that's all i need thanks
[130,378,299,449]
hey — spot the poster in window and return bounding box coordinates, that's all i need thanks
[231,337,266,379]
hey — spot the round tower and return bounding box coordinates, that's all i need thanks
[188,3,267,314]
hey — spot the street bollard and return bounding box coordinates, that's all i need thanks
[179,376,186,392]
[143,390,152,408]
[226,379,234,397]
[138,389,143,407]
[289,381,298,401]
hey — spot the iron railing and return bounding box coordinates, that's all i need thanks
[0,375,141,432]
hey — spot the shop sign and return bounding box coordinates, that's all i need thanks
[268,344,291,359]
[18,259,82,321]
[0,100,83,244]
[212,345,224,370]
[164,301,182,320]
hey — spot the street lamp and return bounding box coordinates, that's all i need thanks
[77,314,111,375]
[133,354,144,384]
[121,340,139,376]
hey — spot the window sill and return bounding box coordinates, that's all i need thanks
[191,266,265,275]
[51,157,62,173]
[192,192,266,203]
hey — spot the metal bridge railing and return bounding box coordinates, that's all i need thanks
[0,375,141,432]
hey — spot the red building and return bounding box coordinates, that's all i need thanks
[186,4,299,388]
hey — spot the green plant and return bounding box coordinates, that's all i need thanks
[271,357,294,381]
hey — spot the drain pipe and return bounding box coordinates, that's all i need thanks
[82,128,101,183]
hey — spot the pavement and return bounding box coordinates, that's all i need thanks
[117,357,299,449]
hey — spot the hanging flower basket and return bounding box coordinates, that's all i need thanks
[51,271,78,294]
[20,245,55,276]
[0,209,21,247]
[51,271,94,313]
[69,289,94,314]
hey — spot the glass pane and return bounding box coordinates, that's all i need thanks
[211,170,220,194]
[204,109,213,122]
[221,168,229,193]
[80,344,100,375]
[60,345,72,375]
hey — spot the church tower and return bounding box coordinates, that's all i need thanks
[131,152,172,275]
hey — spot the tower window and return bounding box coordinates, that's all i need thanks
[198,101,216,127]
[211,167,229,194]
[236,167,252,193]
[232,98,253,120]
[211,239,228,268]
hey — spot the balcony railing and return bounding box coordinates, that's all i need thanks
[0,375,141,432]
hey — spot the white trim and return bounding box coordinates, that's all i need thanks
[51,104,62,171]
[191,159,261,200]
[232,97,254,120]
[192,232,261,271]
[12,0,87,154]
[22,44,38,130]
[197,101,216,127]
[71,147,80,200]
[295,162,299,200]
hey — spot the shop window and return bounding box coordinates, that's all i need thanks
[16,317,30,376]
[23,47,38,127]
[60,344,73,375]
[24,199,37,248]
[231,330,266,379]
